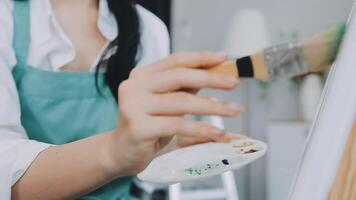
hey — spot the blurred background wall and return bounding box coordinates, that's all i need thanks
[169,0,353,200]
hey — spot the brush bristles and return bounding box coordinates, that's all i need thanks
[302,22,347,73]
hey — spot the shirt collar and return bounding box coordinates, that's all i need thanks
[31,0,53,47]
[98,0,118,41]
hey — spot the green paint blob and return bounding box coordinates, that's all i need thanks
[329,22,347,63]
[184,163,221,176]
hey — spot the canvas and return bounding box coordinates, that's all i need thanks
[289,2,356,200]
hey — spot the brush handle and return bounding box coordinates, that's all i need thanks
[207,52,269,81]
[207,60,238,78]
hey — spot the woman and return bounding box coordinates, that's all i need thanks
[0,0,242,199]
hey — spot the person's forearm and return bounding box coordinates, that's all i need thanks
[11,132,126,200]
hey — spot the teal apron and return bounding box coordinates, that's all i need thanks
[12,1,136,199]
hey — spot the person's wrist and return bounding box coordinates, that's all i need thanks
[99,131,132,178]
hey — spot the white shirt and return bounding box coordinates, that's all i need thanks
[0,0,170,198]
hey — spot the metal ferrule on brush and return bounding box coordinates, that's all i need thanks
[264,41,309,79]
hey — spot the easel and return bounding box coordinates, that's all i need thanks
[289,2,356,199]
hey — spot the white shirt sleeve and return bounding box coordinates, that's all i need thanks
[0,1,51,199]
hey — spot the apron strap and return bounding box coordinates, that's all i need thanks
[12,0,31,66]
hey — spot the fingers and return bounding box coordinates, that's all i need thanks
[182,88,199,94]
[150,117,248,143]
[216,133,248,143]
[147,68,239,93]
[176,136,215,148]
[157,136,175,149]
[175,132,248,148]
[147,92,243,116]
[146,52,227,73]
[147,117,226,140]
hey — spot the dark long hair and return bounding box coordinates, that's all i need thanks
[96,0,140,100]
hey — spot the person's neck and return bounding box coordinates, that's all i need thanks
[51,0,99,12]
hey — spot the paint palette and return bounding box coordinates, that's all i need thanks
[138,139,267,184]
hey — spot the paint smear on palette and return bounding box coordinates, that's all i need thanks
[184,159,230,176]
[233,141,260,155]
[234,141,254,148]
[183,141,261,176]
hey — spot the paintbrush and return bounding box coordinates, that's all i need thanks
[208,22,347,81]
